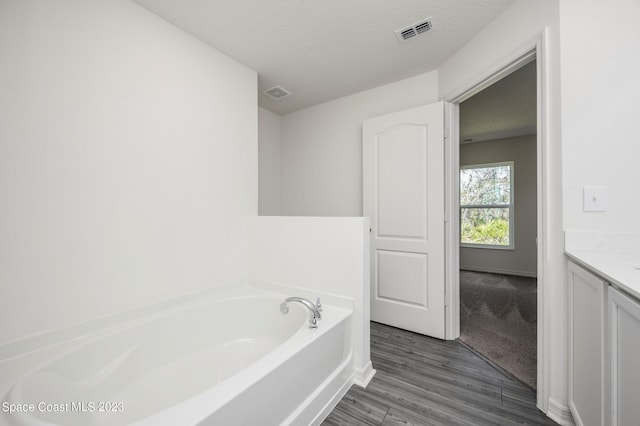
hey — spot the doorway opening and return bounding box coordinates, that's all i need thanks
[457,60,538,389]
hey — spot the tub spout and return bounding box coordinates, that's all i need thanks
[280,297,322,328]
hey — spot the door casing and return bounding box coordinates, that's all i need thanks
[442,31,550,412]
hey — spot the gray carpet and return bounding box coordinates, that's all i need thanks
[459,270,537,389]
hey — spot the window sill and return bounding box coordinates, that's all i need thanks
[460,243,515,251]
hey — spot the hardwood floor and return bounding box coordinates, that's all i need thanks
[322,322,557,426]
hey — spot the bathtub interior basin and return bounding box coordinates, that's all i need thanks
[1,290,353,426]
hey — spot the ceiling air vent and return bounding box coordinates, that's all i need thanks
[263,85,291,101]
[395,18,433,42]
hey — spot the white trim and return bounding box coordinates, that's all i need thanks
[444,48,536,104]
[444,102,460,339]
[442,31,550,412]
[536,28,551,413]
[548,398,576,426]
[352,360,376,388]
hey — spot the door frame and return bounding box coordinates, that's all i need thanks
[442,30,550,411]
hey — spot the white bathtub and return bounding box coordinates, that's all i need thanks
[0,289,354,426]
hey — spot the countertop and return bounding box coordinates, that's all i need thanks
[565,249,640,301]
[565,231,640,301]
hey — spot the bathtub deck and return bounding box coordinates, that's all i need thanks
[322,321,557,426]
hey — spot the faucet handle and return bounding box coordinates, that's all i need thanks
[315,297,322,312]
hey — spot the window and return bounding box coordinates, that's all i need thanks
[460,161,514,249]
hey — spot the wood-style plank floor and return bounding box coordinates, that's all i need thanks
[322,322,557,426]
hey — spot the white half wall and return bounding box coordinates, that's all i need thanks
[248,216,373,385]
[439,0,566,421]
[280,71,440,217]
[0,0,257,345]
[258,107,282,216]
[559,0,640,233]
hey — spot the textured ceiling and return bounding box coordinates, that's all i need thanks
[132,0,516,115]
[460,60,537,143]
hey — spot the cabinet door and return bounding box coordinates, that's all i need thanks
[608,286,640,426]
[568,261,607,426]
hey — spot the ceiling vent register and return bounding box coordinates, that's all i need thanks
[396,18,433,42]
[263,85,292,100]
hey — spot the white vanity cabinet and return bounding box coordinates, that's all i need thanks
[568,259,640,426]
[568,261,607,426]
[608,286,640,426]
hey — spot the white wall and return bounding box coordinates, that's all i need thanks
[0,0,257,345]
[248,216,373,385]
[559,0,640,233]
[460,136,537,277]
[258,107,282,215]
[439,1,557,100]
[280,71,440,216]
[439,0,567,421]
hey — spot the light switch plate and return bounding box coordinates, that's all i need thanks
[583,186,608,212]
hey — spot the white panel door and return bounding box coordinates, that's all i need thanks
[363,102,445,338]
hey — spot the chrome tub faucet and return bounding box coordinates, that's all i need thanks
[280,297,322,328]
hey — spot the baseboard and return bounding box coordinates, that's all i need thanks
[353,361,376,388]
[568,402,583,426]
[547,398,575,426]
[460,265,537,278]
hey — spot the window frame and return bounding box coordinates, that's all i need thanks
[459,160,515,250]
